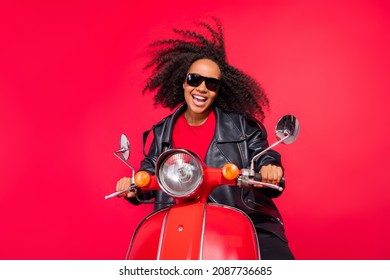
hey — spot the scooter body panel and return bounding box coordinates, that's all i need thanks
[202,203,260,260]
[126,209,166,260]
[126,203,260,260]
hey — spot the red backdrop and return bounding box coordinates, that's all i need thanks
[1,0,389,260]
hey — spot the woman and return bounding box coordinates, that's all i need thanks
[116,19,294,260]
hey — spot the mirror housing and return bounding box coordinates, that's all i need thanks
[115,133,130,160]
[275,115,300,145]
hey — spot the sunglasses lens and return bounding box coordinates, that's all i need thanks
[187,74,203,87]
[205,79,219,91]
[187,73,220,91]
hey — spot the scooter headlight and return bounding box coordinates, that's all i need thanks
[156,149,203,198]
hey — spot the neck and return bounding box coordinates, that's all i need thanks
[184,109,211,126]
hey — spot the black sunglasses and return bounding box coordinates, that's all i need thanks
[186,73,221,92]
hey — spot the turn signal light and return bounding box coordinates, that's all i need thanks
[222,163,239,180]
[134,171,151,188]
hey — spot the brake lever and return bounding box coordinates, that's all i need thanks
[243,178,283,192]
[105,185,137,200]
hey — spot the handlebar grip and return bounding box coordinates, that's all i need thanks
[280,176,285,187]
[254,173,285,186]
[248,173,284,192]
[254,172,262,181]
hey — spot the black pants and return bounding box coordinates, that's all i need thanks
[258,231,295,260]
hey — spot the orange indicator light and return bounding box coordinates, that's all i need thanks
[222,163,239,180]
[134,171,151,188]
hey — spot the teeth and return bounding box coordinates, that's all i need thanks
[193,95,206,102]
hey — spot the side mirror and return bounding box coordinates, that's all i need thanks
[113,133,134,176]
[105,134,135,200]
[275,115,300,144]
[117,134,131,160]
[249,115,299,175]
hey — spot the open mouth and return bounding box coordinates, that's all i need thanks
[192,94,207,105]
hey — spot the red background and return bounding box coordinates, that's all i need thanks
[1,0,389,260]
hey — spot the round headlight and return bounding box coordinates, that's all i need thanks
[156,149,203,198]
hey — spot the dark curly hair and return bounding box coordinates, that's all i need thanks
[142,18,269,121]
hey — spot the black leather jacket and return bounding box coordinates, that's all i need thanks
[134,104,288,241]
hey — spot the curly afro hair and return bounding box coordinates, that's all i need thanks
[142,18,269,122]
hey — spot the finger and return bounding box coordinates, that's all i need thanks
[121,177,131,190]
[260,165,269,183]
[127,190,136,198]
[271,165,279,185]
[276,167,283,184]
[116,179,121,192]
[264,165,274,184]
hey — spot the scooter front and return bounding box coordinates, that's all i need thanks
[125,150,260,260]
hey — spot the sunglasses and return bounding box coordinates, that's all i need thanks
[186,73,221,92]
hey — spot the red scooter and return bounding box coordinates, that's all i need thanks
[106,115,299,260]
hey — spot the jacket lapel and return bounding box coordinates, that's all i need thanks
[214,106,245,143]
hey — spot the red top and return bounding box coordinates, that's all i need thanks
[172,111,216,161]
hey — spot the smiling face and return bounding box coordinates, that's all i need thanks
[183,59,221,125]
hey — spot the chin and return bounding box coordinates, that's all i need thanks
[191,105,211,114]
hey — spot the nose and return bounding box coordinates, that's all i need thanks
[196,81,208,92]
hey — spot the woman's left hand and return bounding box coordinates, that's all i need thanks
[259,164,283,185]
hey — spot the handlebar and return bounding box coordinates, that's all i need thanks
[105,165,284,200]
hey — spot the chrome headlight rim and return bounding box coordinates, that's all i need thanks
[155,149,204,198]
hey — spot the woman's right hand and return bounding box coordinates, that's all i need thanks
[116,177,136,198]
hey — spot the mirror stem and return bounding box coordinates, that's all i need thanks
[115,147,128,153]
[249,134,290,176]
[113,151,135,178]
